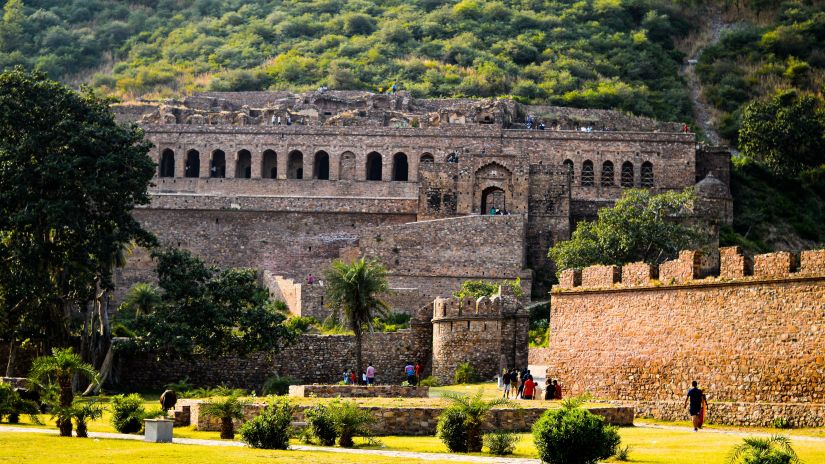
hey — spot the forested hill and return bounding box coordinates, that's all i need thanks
[0,0,697,122]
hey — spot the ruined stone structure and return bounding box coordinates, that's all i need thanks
[531,247,825,427]
[113,90,731,302]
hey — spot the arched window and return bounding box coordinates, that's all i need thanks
[481,186,506,214]
[339,151,355,180]
[159,149,175,178]
[563,159,574,179]
[185,150,200,178]
[262,150,277,179]
[581,160,594,186]
[620,161,634,187]
[641,161,654,188]
[288,150,304,179]
[366,152,382,181]
[601,161,614,187]
[210,150,226,178]
[392,152,408,181]
[313,151,330,180]
[236,149,252,178]
[420,153,434,164]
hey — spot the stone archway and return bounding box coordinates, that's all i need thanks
[481,186,506,214]
[473,162,512,214]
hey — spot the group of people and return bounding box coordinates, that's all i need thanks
[500,368,562,401]
[404,362,423,386]
[342,363,378,385]
[488,207,511,216]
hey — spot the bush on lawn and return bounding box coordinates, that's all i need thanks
[110,394,146,434]
[453,361,477,384]
[483,430,518,455]
[437,406,468,452]
[239,398,295,449]
[328,400,374,447]
[532,401,620,464]
[200,395,248,440]
[305,403,337,446]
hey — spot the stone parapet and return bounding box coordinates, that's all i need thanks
[659,250,700,284]
[558,269,582,289]
[753,251,796,278]
[632,401,825,428]
[720,246,749,278]
[621,262,656,287]
[800,249,825,275]
[179,399,633,434]
[581,265,621,288]
[288,385,429,398]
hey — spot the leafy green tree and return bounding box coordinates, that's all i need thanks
[437,390,513,452]
[727,435,801,464]
[739,92,825,177]
[28,348,99,437]
[0,69,155,360]
[125,249,294,357]
[323,258,389,375]
[201,395,248,440]
[548,189,705,273]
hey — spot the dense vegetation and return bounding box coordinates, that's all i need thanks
[0,0,699,122]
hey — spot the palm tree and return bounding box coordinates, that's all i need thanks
[70,400,104,438]
[728,435,802,464]
[440,389,515,452]
[323,258,389,376]
[29,347,99,437]
[200,395,248,439]
[123,282,161,317]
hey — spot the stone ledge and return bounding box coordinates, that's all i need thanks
[288,384,429,398]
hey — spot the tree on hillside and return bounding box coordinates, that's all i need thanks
[548,189,706,273]
[0,69,155,373]
[29,347,99,437]
[323,258,389,376]
[123,249,295,358]
[739,91,825,177]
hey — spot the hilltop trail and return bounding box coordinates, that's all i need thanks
[681,9,735,146]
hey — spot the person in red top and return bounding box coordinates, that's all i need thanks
[553,380,562,400]
[522,376,536,400]
[350,370,357,385]
[414,362,422,387]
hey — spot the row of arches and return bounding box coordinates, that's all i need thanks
[158,149,424,181]
[563,159,654,188]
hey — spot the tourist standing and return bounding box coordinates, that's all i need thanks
[350,370,357,385]
[553,380,562,400]
[543,378,552,400]
[366,362,376,385]
[509,369,518,398]
[502,369,511,399]
[684,380,708,431]
[415,362,422,387]
[405,362,415,385]
[522,375,536,400]
[343,369,350,385]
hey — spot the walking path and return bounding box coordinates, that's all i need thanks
[636,423,825,443]
[0,425,540,464]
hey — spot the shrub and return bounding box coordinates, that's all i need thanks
[419,376,440,387]
[200,395,248,440]
[728,435,800,464]
[533,404,620,464]
[262,375,297,396]
[0,383,40,424]
[454,361,477,384]
[328,400,374,447]
[771,417,791,429]
[437,406,468,452]
[615,445,631,461]
[239,399,295,449]
[72,401,104,438]
[110,394,146,434]
[305,403,337,446]
[483,430,518,455]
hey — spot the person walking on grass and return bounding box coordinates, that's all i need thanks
[502,369,511,398]
[366,362,376,385]
[684,380,708,431]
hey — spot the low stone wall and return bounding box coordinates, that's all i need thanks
[179,399,634,434]
[289,385,429,398]
[632,401,825,428]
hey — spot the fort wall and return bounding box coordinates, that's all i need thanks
[531,248,825,425]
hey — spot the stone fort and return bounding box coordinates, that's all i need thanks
[106,91,825,427]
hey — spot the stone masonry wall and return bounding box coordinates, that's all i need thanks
[288,385,429,398]
[117,329,432,390]
[532,248,825,427]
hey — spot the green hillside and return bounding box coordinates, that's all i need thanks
[0,0,822,251]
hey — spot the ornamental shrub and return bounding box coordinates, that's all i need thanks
[110,393,145,434]
[532,405,620,464]
[483,430,518,455]
[436,406,468,452]
[239,399,295,449]
[454,361,477,384]
[304,403,337,446]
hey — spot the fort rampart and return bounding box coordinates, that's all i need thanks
[531,247,825,426]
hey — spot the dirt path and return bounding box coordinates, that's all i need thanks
[680,9,732,146]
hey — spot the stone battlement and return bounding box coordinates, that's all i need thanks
[556,247,825,291]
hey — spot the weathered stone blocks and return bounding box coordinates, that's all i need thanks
[800,249,825,275]
[581,265,621,287]
[288,385,429,398]
[720,246,749,279]
[558,269,582,288]
[659,250,700,284]
[621,262,657,286]
[753,251,796,277]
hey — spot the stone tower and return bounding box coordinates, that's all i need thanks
[431,287,529,384]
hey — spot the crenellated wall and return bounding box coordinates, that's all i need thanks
[431,288,530,383]
[535,247,825,426]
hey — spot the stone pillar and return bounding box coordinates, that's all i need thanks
[383,154,392,182]
[356,152,367,181]
[409,153,420,182]
[305,150,315,180]
[200,149,211,179]
[226,151,236,179]
[329,152,340,180]
[251,151,262,178]
[174,151,186,179]
[277,149,288,180]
